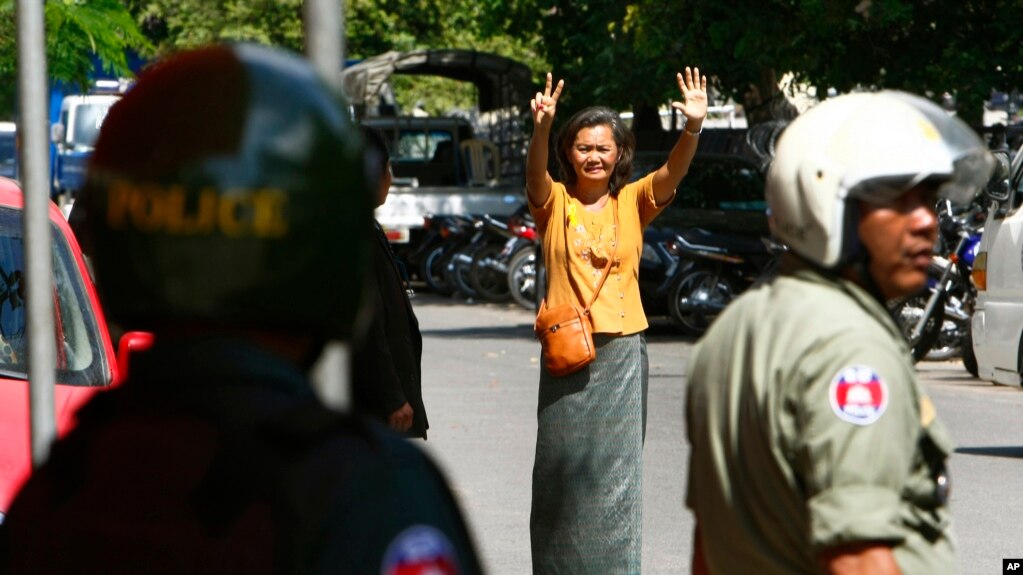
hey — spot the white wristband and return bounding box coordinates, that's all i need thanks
[683,122,703,137]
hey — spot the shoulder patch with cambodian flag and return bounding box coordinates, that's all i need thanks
[828,365,889,426]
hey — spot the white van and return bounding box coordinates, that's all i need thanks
[971,144,1023,386]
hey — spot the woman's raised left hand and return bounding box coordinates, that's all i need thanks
[671,66,709,126]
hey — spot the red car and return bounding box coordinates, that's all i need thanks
[0,177,149,521]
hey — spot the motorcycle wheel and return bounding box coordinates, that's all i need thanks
[507,247,537,310]
[469,244,512,302]
[447,245,479,300]
[421,245,455,296]
[890,292,946,363]
[923,315,963,362]
[668,268,736,336]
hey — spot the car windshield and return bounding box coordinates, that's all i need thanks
[0,207,108,386]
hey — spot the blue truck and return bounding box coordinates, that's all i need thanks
[49,52,144,204]
[0,123,15,180]
[48,79,130,203]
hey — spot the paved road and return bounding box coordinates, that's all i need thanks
[410,293,1023,575]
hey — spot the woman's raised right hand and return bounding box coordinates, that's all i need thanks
[531,72,564,130]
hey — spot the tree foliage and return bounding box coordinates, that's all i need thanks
[641,0,1023,126]
[501,0,1023,127]
[127,0,305,55]
[0,0,151,119]
[122,0,548,116]
[3,0,1018,127]
[346,0,547,115]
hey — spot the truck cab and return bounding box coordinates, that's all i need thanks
[363,115,520,245]
[369,116,475,187]
[50,79,129,203]
[51,93,120,202]
[343,50,532,252]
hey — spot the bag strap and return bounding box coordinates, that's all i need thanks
[583,195,618,315]
[541,191,620,315]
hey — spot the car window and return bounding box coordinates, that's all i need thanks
[0,207,108,386]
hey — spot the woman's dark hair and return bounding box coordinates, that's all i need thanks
[556,106,635,195]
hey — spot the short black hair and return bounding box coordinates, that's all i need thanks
[359,125,390,176]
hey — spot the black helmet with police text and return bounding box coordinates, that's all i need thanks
[766,91,994,269]
[80,43,373,339]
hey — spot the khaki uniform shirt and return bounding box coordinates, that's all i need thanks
[529,173,673,335]
[685,256,955,574]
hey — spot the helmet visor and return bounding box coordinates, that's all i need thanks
[849,91,995,206]
[855,153,993,206]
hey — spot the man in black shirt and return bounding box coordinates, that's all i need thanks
[353,125,428,438]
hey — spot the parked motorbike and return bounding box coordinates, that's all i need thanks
[638,228,683,320]
[418,214,475,296]
[467,208,536,303]
[442,211,528,301]
[507,244,539,310]
[477,210,539,310]
[661,227,774,335]
[412,208,539,305]
[888,199,985,372]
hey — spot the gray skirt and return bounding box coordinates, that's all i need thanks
[530,332,648,575]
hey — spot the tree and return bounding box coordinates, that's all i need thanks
[0,0,151,119]
[346,0,547,115]
[674,0,1023,126]
[23,0,1012,130]
[125,0,547,116]
[508,0,1023,128]
[496,1,637,118]
[127,0,304,55]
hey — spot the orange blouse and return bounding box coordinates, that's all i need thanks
[529,173,674,335]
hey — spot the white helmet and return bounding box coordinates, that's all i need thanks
[766,91,994,269]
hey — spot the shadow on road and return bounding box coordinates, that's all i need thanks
[955,446,1023,459]
[421,324,536,339]
[420,319,700,342]
[645,319,700,342]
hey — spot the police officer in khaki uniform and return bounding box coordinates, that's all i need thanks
[685,91,994,574]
